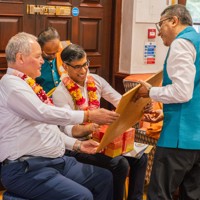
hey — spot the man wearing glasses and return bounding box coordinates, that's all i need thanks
[137,4,200,200]
[52,43,148,200]
[36,27,69,96]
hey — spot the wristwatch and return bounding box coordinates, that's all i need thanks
[147,86,152,97]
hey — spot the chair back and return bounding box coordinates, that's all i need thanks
[123,79,139,92]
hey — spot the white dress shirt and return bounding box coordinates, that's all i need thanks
[150,38,196,103]
[0,68,84,162]
[53,73,122,137]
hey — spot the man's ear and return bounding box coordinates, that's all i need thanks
[172,16,179,27]
[62,62,69,71]
[16,52,24,64]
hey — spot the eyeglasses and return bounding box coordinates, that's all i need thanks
[155,17,172,32]
[64,60,90,70]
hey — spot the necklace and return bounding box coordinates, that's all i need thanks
[62,75,100,110]
[12,70,53,105]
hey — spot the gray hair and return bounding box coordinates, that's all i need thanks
[5,32,37,63]
[161,4,193,26]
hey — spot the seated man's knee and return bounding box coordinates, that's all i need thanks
[113,156,129,176]
[76,188,93,200]
[102,168,113,183]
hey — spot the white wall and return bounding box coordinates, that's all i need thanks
[119,0,170,74]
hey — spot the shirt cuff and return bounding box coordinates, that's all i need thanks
[62,134,77,150]
[149,87,160,101]
[71,110,84,124]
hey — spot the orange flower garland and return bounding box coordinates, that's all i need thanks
[87,76,100,109]
[12,70,53,105]
[62,75,100,110]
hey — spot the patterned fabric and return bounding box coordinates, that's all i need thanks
[135,129,158,184]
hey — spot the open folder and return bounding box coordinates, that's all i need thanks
[123,142,153,159]
[96,70,163,152]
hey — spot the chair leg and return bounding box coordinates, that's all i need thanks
[123,177,129,200]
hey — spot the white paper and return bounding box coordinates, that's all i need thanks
[123,142,149,159]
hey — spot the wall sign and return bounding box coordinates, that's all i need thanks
[144,42,156,64]
[72,7,79,16]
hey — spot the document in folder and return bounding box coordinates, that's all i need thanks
[96,70,163,152]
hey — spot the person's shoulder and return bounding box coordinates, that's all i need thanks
[0,74,25,94]
[90,73,106,81]
[173,38,196,52]
[1,73,19,84]
[53,81,67,96]
[54,81,64,92]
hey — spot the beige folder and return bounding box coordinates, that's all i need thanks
[96,70,163,152]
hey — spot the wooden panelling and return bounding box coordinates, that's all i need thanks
[114,72,129,95]
[0,0,120,93]
[72,0,112,82]
[0,1,25,73]
[178,0,186,5]
[47,0,71,4]
[0,3,23,15]
[0,0,23,1]
[0,17,23,51]
[81,0,101,3]
[45,17,72,40]
[79,19,100,51]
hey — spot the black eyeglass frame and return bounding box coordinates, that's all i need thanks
[64,59,90,70]
[155,17,172,32]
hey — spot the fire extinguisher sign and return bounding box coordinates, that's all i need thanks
[144,42,156,64]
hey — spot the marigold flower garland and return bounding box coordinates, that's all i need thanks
[12,70,53,105]
[62,75,100,110]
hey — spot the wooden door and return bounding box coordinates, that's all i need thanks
[0,0,114,82]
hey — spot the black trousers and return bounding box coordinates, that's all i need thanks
[147,147,200,200]
[65,150,147,200]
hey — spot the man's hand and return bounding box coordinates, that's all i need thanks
[143,102,153,113]
[86,123,100,133]
[72,123,100,138]
[134,80,152,101]
[142,109,163,123]
[80,139,99,154]
[89,108,120,125]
